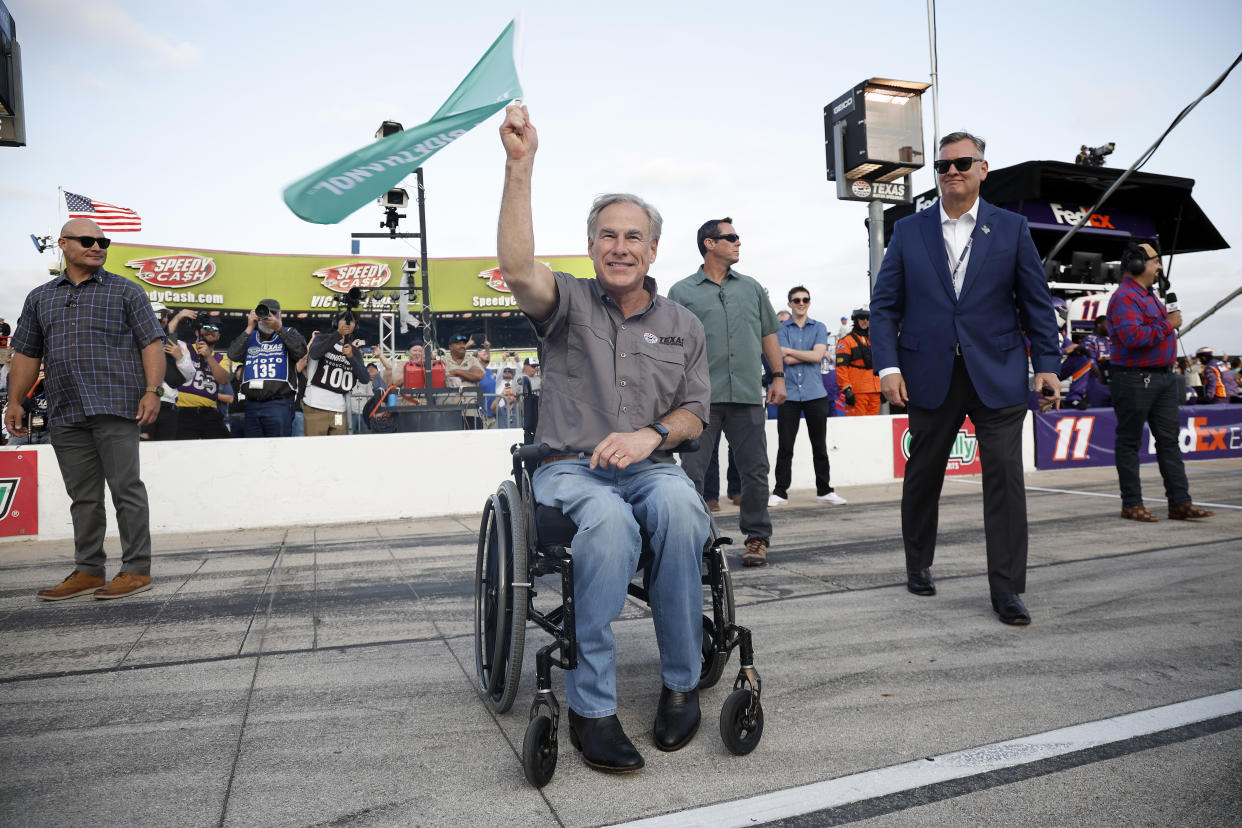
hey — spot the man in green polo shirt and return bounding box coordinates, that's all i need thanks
[669,218,785,567]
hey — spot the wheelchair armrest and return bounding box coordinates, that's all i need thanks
[670,438,700,454]
[514,442,556,460]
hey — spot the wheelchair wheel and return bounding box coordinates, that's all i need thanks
[522,715,558,787]
[719,688,764,755]
[699,615,727,689]
[473,481,528,713]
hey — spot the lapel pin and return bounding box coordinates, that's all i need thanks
[982,224,991,235]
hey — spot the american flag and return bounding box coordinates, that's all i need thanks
[64,191,143,232]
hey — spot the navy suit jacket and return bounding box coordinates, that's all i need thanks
[870,198,1061,410]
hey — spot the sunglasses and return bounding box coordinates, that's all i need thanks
[933,156,984,175]
[790,297,810,304]
[708,233,740,243]
[62,235,111,249]
[201,325,220,332]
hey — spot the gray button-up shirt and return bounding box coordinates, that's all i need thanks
[11,268,164,425]
[531,271,709,461]
[668,267,779,405]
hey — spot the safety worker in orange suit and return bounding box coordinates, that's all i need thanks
[836,307,882,416]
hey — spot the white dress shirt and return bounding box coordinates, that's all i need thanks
[879,197,980,378]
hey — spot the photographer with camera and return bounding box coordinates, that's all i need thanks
[169,309,232,439]
[303,310,369,436]
[226,298,307,437]
[141,303,195,441]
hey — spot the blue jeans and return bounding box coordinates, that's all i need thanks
[245,398,294,437]
[533,458,710,718]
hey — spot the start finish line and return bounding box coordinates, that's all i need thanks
[1034,404,1242,470]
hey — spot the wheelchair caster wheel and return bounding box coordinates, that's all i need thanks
[522,715,558,787]
[720,688,763,755]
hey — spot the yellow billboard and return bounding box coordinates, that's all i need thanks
[104,242,595,314]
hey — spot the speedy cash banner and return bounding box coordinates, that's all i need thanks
[105,243,593,314]
[891,415,984,478]
[1034,405,1242,469]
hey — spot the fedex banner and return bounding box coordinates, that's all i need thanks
[1034,405,1242,470]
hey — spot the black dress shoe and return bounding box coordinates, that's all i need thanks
[567,709,644,772]
[653,686,700,752]
[907,568,936,596]
[991,592,1031,626]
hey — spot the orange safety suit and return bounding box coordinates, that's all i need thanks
[836,329,881,416]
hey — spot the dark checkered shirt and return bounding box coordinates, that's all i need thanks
[1106,277,1177,369]
[11,268,165,425]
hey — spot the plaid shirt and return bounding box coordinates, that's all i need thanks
[11,268,165,425]
[1105,277,1177,368]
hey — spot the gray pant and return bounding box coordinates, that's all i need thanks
[49,415,152,577]
[681,403,772,542]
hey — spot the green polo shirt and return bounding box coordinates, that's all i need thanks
[668,267,779,405]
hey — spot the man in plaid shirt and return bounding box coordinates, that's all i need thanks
[5,218,166,600]
[1106,242,1213,523]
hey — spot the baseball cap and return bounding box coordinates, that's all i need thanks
[258,298,281,312]
[524,356,539,366]
[150,301,169,313]
[451,333,470,343]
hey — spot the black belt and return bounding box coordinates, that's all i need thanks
[1111,365,1173,373]
[539,453,582,467]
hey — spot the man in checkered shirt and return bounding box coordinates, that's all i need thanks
[5,218,166,601]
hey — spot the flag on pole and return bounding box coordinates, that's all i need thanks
[64,191,143,232]
[283,19,523,225]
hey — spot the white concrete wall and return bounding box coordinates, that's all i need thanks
[6,413,1035,542]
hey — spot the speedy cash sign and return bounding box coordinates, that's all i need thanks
[126,254,216,288]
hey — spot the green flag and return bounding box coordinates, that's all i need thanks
[283,20,522,225]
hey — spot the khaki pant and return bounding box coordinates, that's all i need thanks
[302,403,348,436]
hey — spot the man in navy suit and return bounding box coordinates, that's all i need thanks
[871,131,1061,626]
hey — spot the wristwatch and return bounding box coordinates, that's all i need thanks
[646,422,670,445]
[144,386,164,398]
[770,371,785,378]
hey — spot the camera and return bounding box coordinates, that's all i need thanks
[255,303,272,319]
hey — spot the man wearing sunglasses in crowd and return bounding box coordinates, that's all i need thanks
[871,132,1061,627]
[6,219,166,601]
[168,309,233,439]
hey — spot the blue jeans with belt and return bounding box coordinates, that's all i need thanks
[532,458,709,718]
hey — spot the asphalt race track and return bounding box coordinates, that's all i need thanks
[1,459,1239,827]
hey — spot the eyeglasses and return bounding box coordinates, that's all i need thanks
[61,235,112,249]
[790,297,810,305]
[708,233,740,243]
[933,156,984,175]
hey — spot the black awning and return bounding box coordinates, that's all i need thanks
[882,160,1229,258]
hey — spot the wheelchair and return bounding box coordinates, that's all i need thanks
[473,396,764,787]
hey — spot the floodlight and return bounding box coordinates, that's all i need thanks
[824,78,930,205]
[383,188,409,209]
[375,120,403,140]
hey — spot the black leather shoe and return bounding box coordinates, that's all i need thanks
[653,686,700,752]
[567,709,644,773]
[991,592,1031,626]
[907,568,936,596]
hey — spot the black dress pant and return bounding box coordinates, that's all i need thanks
[902,356,1029,595]
[175,406,230,440]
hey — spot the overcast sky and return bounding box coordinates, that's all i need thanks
[3,0,1240,351]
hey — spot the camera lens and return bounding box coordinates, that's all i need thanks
[255,303,270,318]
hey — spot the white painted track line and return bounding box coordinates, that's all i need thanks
[612,690,1242,828]
[949,479,1242,510]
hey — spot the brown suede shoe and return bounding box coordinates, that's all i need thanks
[729,494,741,506]
[36,571,106,601]
[1120,505,1159,522]
[742,537,767,567]
[93,572,153,600]
[706,499,720,512]
[1168,503,1215,520]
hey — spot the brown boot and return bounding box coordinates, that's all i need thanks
[1168,503,1215,520]
[36,570,106,601]
[742,537,768,567]
[93,572,153,600]
[706,499,720,512]
[1120,505,1159,522]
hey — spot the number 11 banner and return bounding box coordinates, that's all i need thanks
[1034,405,1242,469]
[283,19,523,225]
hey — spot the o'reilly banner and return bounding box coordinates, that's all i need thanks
[105,242,593,314]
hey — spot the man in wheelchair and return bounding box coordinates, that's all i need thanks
[498,103,712,773]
